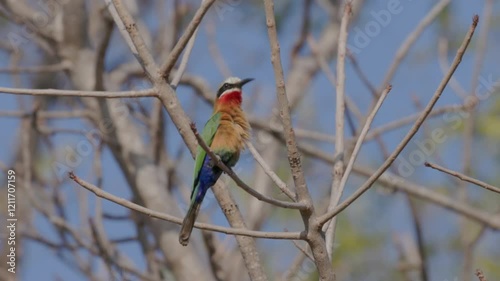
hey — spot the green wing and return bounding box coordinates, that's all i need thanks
[192,112,221,193]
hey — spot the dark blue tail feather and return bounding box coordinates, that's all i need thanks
[179,155,225,246]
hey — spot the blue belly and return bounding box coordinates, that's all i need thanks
[194,155,223,203]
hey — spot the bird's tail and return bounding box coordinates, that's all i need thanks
[179,199,201,246]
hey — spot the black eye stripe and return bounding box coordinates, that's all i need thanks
[217,82,237,97]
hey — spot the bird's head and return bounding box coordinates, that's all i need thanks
[215,77,254,105]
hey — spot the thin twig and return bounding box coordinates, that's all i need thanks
[281,251,307,281]
[206,20,232,78]
[201,231,228,281]
[291,240,315,262]
[0,61,70,74]
[353,165,500,230]
[261,131,500,230]
[0,109,91,119]
[109,0,159,75]
[69,172,303,240]
[0,87,157,98]
[170,27,199,88]
[318,15,479,226]
[325,1,352,257]
[461,5,493,280]
[255,93,499,234]
[250,117,336,144]
[364,104,467,141]
[307,35,364,122]
[463,226,487,281]
[378,0,451,95]
[438,38,468,98]
[160,0,215,78]
[335,84,392,204]
[246,142,296,200]
[263,0,335,279]
[290,0,312,59]
[347,51,377,98]
[94,11,115,91]
[263,0,312,209]
[190,123,306,210]
[425,162,500,194]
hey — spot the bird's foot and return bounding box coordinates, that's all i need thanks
[209,155,221,168]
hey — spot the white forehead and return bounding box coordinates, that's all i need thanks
[223,77,242,84]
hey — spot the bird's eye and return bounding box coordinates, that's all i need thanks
[223,83,229,89]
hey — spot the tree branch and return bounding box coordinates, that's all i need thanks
[246,142,296,200]
[325,2,351,257]
[263,0,334,279]
[425,162,500,194]
[69,172,303,240]
[318,15,479,226]
[160,0,215,78]
[378,0,451,94]
[107,0,157,76]
[0,87,157,98]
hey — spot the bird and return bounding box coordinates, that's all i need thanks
[179,77,253,246]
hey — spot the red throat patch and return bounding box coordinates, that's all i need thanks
[218,90,242,105]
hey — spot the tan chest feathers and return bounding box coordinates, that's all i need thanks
[211,114,250,152]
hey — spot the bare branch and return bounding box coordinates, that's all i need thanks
[263,0,312,209]
[290,0,312,59]
[206,20,232,78]
[0,62,70,74]
[106,0,157,75]
[352,166,500,230]
[347,52,377,98]
[0,109,90,119]
[379,0,451,94]
[263,0,333,279]
[307,35,364,126]
[170,27,199,87]
[461,4,494,280]
[246,142,296,200]
[0,87,157,98]
[364,104,468,141]
[281,251,308,281]
[160,0,215,78]
[339,85,392,193]
[318,16,479,226]
[438,38,468,98]
[325,2,352,257]
[325,84,392,253]
[69,172,303,240]
[425,162,500,194]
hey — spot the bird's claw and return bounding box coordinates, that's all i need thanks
[209,155,221,168]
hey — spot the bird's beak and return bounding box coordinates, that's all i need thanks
[238,78,254,88]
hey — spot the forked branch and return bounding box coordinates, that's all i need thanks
[318,15,480,226]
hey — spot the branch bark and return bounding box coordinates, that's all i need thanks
[325,3,351,257]
[263,0,334,279]
[69,172,303,240]
[425,162,500,194]
[107,1,269,279]
[318,15,479,226]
